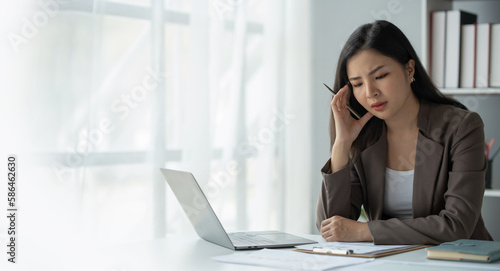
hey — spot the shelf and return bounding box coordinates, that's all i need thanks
[440,88,500,95]
[484,189,500,197]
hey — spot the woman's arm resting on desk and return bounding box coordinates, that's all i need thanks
[320,215,373,242]
[316,159,364,229]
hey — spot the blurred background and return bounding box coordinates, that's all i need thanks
[1,0,499,264]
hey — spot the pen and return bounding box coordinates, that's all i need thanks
[323,83,362,120]
[313,247,354,255]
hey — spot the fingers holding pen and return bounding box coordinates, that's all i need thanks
[331,84,351,114]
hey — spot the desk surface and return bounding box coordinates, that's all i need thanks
[11,234,500,271]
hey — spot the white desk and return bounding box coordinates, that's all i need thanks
[10,234,500,270]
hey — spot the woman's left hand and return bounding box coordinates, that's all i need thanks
[320,216,373,242]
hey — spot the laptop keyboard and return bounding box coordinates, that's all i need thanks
[229,233,278,246]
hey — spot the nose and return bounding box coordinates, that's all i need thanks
[364,80,379,98]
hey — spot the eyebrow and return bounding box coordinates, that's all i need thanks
[349,65,385,81]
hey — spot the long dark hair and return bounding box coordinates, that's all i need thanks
[330,20,466,160]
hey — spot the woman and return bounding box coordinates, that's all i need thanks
[316,20,493,245]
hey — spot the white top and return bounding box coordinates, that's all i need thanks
[383,167,414,219]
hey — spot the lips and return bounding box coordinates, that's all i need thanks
[371,101,387,111]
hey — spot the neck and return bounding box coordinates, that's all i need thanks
[385,94,420,134]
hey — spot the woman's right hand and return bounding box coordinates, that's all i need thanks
[331,84,373,144]
[330,84,373,172]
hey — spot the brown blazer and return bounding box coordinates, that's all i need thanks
[316,100,493,245]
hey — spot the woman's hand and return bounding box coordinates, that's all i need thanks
[329,85,373,172]
[331,84,373,145]
[320,215,373,242]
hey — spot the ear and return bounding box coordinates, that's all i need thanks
[405,59,415,79]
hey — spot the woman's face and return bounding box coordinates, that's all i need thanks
[347,49,416,121]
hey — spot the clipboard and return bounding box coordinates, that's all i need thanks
[293,244,429,258]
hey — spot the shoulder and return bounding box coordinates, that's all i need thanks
[418,101,484,143]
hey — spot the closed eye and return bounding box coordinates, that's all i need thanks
[375,73,388,80]
[351,82,362,88]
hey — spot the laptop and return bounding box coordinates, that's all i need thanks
[161,168,317,250]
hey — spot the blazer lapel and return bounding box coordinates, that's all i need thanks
[413,101,444,218]
[360,125,387,220]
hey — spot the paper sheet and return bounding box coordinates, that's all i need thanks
[212,248,373,271]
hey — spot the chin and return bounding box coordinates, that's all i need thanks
[370,111,389,120]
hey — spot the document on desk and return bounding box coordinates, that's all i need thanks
[294,242,424,258]
[212,248,373,271]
